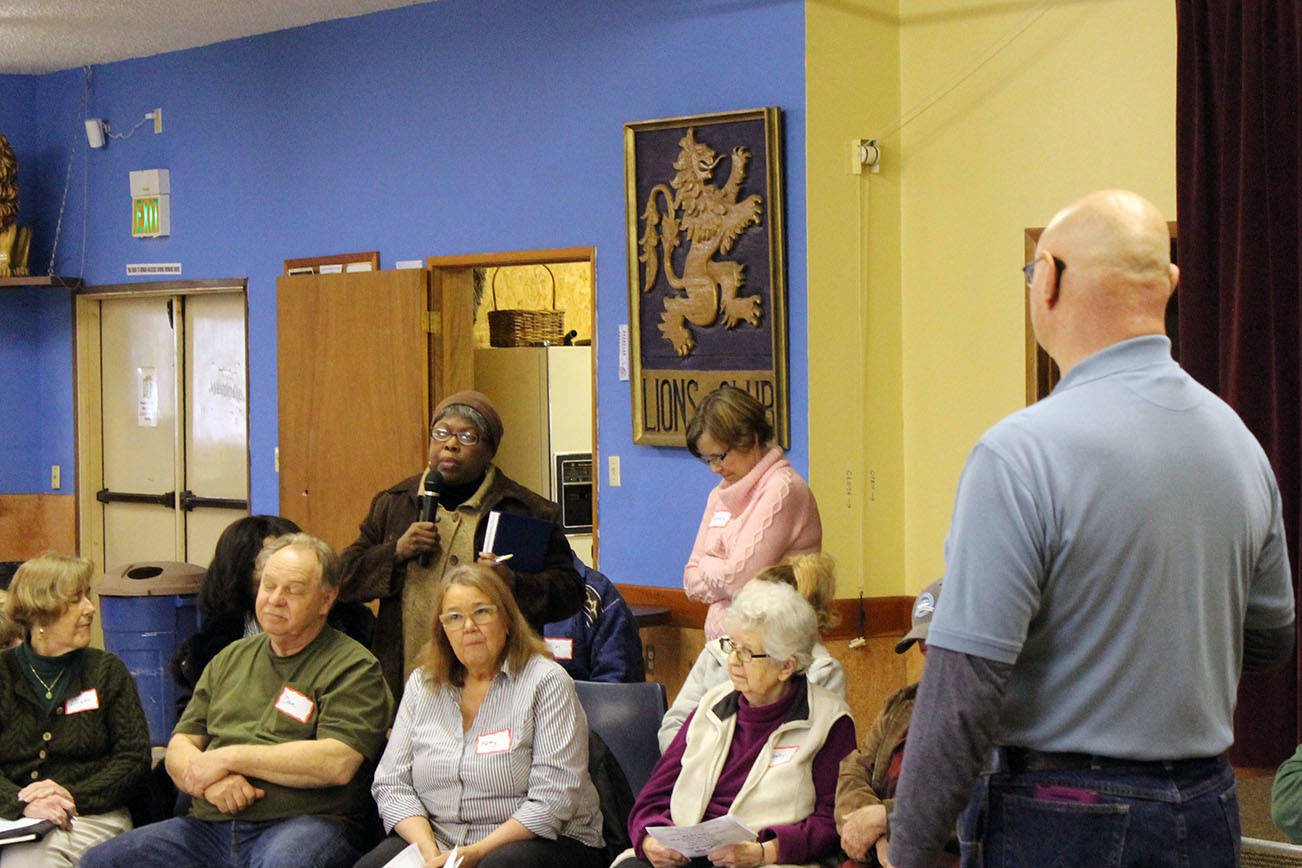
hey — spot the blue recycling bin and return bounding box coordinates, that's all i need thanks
[98,561,204,745]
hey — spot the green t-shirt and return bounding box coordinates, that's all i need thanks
[175,625,394,834]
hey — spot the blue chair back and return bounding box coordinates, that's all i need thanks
[573,679,668,796]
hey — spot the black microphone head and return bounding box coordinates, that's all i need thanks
[419,469,443,525]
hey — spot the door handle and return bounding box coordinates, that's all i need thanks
[179,490,250,512]
[96,488,176,507]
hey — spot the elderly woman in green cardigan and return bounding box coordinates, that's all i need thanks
[0,553,150,868]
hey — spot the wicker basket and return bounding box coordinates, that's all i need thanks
[487,264,566,347]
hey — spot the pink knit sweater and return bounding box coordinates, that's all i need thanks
[683,446,823,640]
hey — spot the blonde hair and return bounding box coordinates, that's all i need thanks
[752,552,838,634]
[6,552,94,630]
[0,591,24,647]
[416,564,550,688]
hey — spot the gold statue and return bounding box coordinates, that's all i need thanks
[0,134,32,278]
[639,128,763,356]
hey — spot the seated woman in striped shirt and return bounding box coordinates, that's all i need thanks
[356,564,606,868]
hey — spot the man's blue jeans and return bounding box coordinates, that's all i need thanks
[957,755,1240,867]
[79,814,361,868]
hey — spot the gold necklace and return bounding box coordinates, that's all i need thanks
[28,666,64,700]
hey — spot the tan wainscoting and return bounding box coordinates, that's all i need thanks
[0,494,77,561]
[622,584,916,732]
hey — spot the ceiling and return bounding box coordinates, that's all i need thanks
[0,0,435,75]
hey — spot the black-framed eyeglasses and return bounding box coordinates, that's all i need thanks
[698,449,730,467]
[431,426,481,446]
[438,604,498,630]
[719,636,769,664]
[1022,256,1066,288]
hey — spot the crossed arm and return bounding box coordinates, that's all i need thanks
[166,731,365,814]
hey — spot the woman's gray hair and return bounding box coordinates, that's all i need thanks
[433,403,496,451]
[724,580,817,673]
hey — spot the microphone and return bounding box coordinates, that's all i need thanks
[418,470,443,567]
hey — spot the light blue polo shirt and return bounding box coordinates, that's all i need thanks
[928,335,1294,759]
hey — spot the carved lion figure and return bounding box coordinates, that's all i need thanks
[638,127,764,356]
[0,134,17,230]
[0,133,31,277]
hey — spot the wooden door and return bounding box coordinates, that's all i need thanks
[428,266,476,405]
[278,269,434,551]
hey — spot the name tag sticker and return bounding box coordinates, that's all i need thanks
[545,637,574,660]
[768,745,798,767]
[476,728,512,754]
[709,510,731,528]
[274,686,315,723]
[65,688,99,715]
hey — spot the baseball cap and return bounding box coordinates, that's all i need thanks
[895,578,942,654]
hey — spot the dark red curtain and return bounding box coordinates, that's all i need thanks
[1176,0,1302,766]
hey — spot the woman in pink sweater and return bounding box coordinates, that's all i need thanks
[684,386,822,640]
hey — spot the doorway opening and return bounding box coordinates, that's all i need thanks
[428,248,598,566]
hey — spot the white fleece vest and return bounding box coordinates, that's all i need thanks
[671,678,850,867]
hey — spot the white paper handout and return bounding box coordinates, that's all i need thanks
[381,842,462,868]
[645,815,757,858]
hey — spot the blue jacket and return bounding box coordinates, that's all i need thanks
[544,557,645,683]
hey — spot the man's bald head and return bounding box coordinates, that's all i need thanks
[1041,189,1172,285]
[1030,190,1177,372]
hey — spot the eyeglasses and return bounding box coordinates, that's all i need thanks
[1023,256,1066,288]
[719,636,769,664]
[431,426,481,446]
[438,604,498,630]
[698,449,730,467]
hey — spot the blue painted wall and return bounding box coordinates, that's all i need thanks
[2,73,78,495]
[0,0,807,588]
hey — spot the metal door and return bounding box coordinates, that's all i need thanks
[182,293,249,565]
[95,291,248,569]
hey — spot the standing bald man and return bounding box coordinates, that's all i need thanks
[888,191,1295,868]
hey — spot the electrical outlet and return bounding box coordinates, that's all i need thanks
[608,455,621,486]
[50,465,61,489]
[645,644,656,674]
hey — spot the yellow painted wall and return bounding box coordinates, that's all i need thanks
[807,0,1177,596]
[806,0,904,600]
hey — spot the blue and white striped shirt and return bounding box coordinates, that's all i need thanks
[372,653,604,848]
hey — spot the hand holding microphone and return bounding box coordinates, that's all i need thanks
[395,470,443,564]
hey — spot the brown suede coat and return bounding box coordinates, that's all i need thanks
[338,465,583,701]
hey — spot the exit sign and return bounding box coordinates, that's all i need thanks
[132,196,170,237]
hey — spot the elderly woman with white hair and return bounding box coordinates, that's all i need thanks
[616,582,856,868]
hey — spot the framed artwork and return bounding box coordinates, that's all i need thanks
[624,107,788,448]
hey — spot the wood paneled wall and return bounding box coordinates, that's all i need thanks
[0,494,76,561]
[628,586,917,732]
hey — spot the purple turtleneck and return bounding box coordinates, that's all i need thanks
[629,680,855,864]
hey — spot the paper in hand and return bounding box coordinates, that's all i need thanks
[379,842,424,868]
[645,814,757,858]
[379,842,462,868]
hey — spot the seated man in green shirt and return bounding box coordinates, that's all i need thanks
[81,533,395,868]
